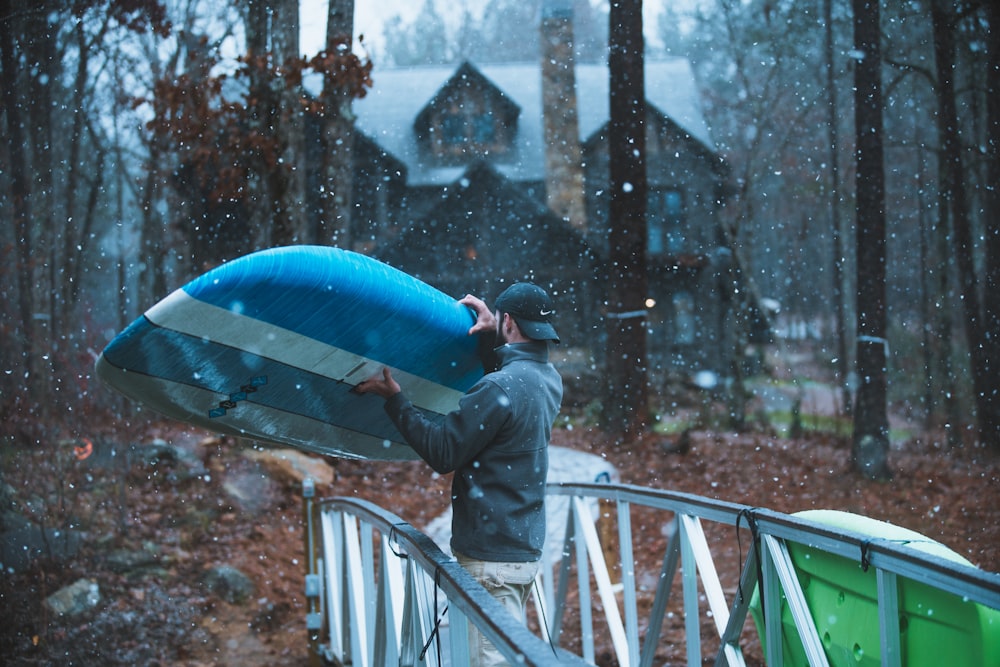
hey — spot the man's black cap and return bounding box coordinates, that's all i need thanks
[494,283,559,343]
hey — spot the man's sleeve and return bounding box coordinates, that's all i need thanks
[384,381,510,474]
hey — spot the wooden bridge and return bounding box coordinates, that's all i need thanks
[300,479,1000,666]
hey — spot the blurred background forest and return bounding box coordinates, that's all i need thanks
[1,0,998,458]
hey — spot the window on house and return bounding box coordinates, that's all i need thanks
[442,114,465,145]
[472,113,495,143]
[648,189,684,255]
[440,109,497,150]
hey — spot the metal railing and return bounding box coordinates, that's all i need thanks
[302,482,590,666]
[303,479,1000,666]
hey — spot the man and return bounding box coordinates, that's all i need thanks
[356,282,563,666]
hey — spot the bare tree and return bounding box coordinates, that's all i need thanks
[851,0,890,480]
[244,0,296,247]
[824,0,851,416]
[141,0,370,264]
[604,0,649,436]
[984,0,1000,450]
[319,0,359,247]
[0,0,38,404]
[930,0,996,448]
[0,0,170,416]
[274,0,307,245]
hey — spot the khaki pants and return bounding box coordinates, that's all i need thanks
[455,553,540,667]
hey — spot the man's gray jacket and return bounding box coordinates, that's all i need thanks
[383,341,562,561]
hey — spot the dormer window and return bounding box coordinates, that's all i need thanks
[415,61,520,162]
[472,112,495,143]
[442,112,465,145]
[439,103,498,153]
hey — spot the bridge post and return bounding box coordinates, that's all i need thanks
[302,478,324,667]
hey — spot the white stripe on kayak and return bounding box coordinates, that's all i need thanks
[145,289,465,415]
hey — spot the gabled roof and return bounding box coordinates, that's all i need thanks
[303,58,715,187]
[584,103,727,179]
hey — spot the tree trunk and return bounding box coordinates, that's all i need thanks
[273,0,307,246]
[139,160,169,299]
[0,3,38,401]
[58,18,108,341]
[980,1,1000,449]
[825,0,851,417]
[934,178,962,448]
[851,0,890,480]
[138,20,184,300]
[915,138,935,429]
[931,0,991,447]
[3,1,67,409]
[604,0,649,436]
[245,0,287,249]
[320,0,356,248]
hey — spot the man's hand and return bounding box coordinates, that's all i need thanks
[459,294,497,336]
[355,367,401,399]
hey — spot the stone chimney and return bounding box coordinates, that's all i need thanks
[541,0,588,233]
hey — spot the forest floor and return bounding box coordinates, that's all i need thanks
[1,345,998,666]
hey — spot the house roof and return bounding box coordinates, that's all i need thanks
[303,58,714,187]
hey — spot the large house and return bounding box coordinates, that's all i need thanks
[301,12,764,385]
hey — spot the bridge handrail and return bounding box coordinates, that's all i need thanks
[543,480,1000,667]
[306,494,589,666]
[547,481,1000,610]
[304,479,1000,667]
